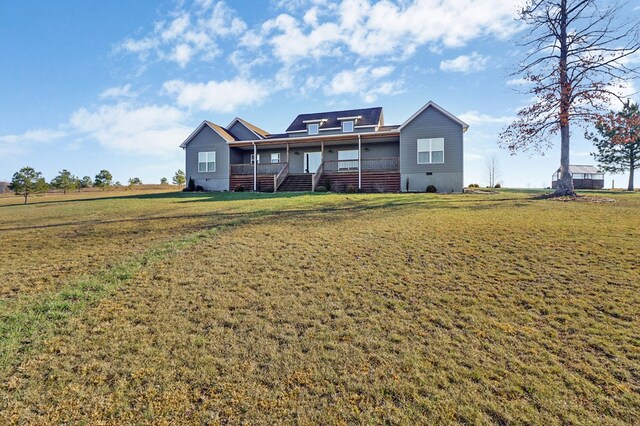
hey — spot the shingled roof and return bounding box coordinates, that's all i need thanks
[285,107,383,133]
[555,165,603,174]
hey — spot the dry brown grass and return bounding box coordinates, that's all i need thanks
[1,190,639,424]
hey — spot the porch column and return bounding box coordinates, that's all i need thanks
[253,143,257,192]
[321,141,324,162]
[286,143,290,163]
[358,134,362,190]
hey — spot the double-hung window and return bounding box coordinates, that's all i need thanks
[338,149,359,171]
[417,138,444,164]
[198,151,216,172]
[250,153,261,164]
[271,153,281,164]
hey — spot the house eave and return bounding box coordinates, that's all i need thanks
[227,130,401,147]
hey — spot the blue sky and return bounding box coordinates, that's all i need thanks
[1,0,638,188]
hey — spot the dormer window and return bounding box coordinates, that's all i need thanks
[337,115,361,133]
[307,123,319,135]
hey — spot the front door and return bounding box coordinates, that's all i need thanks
[304,152,322,173]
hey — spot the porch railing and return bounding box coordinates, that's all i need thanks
[231,162,287,175]
[311,161,324,192]
[323,157,399,173]
[274,163,289,193]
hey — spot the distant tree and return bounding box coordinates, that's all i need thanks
[485,154,500,188]
[128,177,142,186]
[79,176,93,190]
[94,170,113,190]
[586,101,640,191]
[160,177,168,185]
[172,169,186,186]
[500,0,640,196]
[114,181,122,188]
[50,169,78,194]
[9,166,49,204]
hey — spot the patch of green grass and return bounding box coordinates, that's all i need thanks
[0,190,639,424]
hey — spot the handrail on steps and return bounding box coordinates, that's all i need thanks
[311,161,324,192]
[273,163,289,193]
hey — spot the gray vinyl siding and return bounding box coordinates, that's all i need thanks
[229,121,258,141]
[185,125,230,191]
[399,106,464,192]
[321,142,398,162]
[229,147,244,164]
[241,149,288,166]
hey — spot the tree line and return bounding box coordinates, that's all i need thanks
[8,168,186,204]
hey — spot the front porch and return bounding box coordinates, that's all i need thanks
[229,139,400,192]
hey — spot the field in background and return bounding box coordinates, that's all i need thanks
[0,189,638,424]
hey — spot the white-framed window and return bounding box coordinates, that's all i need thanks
[198,151,216,172]
[250,153,261,164]
[338,149,359,171]
[342,120,354,133]
[307,123,319,135]
[417,138,444,164]
[271,153,281,163]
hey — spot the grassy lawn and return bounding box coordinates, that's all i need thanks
[0,189,638,424]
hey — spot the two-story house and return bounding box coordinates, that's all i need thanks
[180,101,468,192]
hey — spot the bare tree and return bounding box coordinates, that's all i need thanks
[500,0,639,196]
[486,154,500,187]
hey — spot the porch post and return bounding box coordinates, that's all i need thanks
[286,143,290,163]
[253,142,257,192]
[358,134,362,190]
[321,141,324,162]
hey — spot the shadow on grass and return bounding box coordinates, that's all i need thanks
[0,193,531,232]
[0,190,328,209]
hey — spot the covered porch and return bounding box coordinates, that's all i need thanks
[229,136,400,192]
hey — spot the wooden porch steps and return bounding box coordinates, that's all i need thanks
[277,174,312,192]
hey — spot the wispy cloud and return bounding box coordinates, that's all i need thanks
[69,102,190,156]
[249,0,518,65]
[99,84,137,99]
[118,1,246,67]
[163,78,270,112]
[459,111,513,125]
[325,66,402,103]
[0,129,67,144]
[440,52,489,73]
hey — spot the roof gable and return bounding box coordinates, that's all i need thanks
[399,101,469,132]
[179,120,236,148]
[285,107,383,133]
[226,117,269,139]
[556,165,602,174]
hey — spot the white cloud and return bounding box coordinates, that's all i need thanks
[325,66,402,102]
[440,52,489,73]
[119,1,246,67]
[459,111,513,125]
[252,0,518,65]
[161,14,190,40]
[99,84,137,99]
[0,129,67,144]
[170,43,195,67]
[604,79,638,109]
[69,102,190,156]
[506,78,530,86]
[163,78,270,112]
